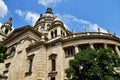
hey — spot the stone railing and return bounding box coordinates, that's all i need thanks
[62,32,116,40]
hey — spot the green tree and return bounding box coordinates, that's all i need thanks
[0,45,8,63]
[65,47,120,80]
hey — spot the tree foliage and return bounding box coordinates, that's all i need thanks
[65,47,120,80]
[0,45,8,63]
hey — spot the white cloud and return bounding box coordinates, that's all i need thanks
[15,9,39,25]
[0,23,2,27]
[15,9,25,17]
[56,13,107,33]
[38,0,61,7]
[89,24,107,33]
[0,0,8,18]
[25,11,39,25]
[62,14,91,24]
[15,9,107,33]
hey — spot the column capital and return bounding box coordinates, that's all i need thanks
[115,45,119,47]
[89,43,94,46]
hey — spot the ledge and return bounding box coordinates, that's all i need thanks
[0,74,8,79]
[25,71,32,76]
[48,71,57,77]
[65,55,74,58]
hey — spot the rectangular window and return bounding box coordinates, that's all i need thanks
[52,59,56,71]
[25,54,34,76]
[29,59,33,72]
[65,48,75,57]
[78,44,89,52]
[51,77,55,80]
[79,46,87,51]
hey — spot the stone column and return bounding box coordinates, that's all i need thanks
[115,46,120,57]
[89,43,94,49]
[57,27,61,36]
[53,31,55,38]
[74,45,79,53]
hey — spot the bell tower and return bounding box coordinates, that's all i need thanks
[1,17,13,36]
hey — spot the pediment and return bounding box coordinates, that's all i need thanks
[3,25,42,45]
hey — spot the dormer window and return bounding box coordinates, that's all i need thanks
[47,24,50,29]
[40,26,45,33]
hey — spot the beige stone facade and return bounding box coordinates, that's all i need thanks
[0,8,120,80]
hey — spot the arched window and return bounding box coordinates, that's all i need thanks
[61,30,62,36]
[9,48,16,57]
[63,33,65,37]
[47,24,50,28]
[5,28,8,34]
[55,30,57,37]
[51,31,54,38]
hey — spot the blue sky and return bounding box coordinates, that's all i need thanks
[0,0,120,36]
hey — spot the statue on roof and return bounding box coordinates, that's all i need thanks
[46,8,53,14]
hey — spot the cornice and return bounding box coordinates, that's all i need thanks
[26,41,45,52]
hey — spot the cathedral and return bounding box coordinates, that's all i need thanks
[0,8,120,80]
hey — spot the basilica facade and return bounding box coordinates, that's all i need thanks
[0,8,120,80]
